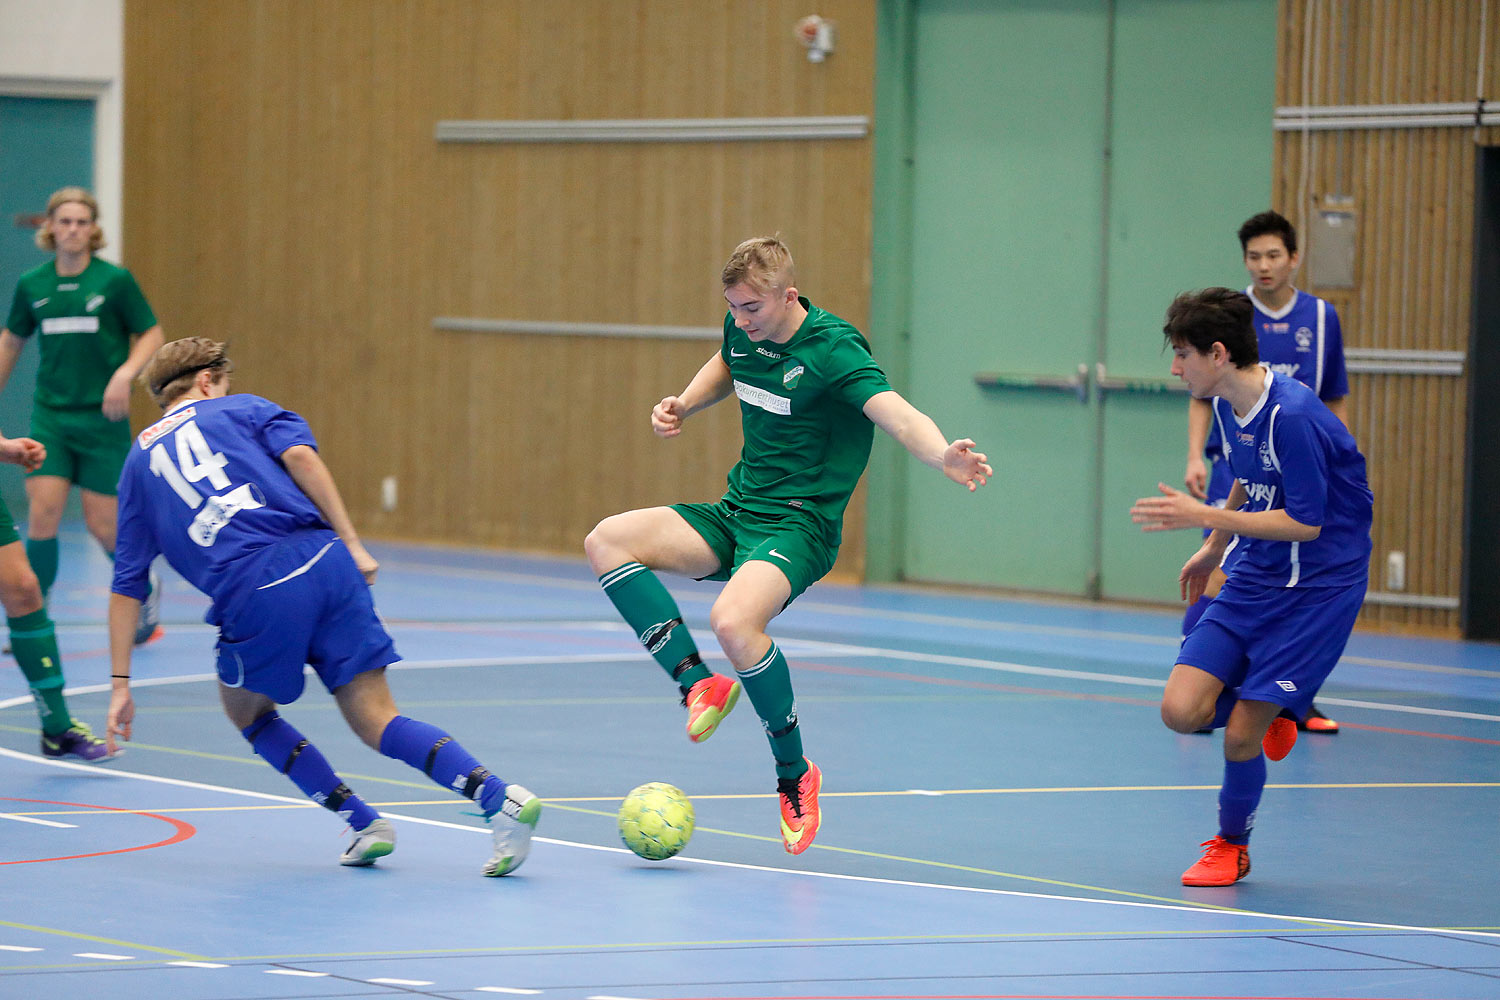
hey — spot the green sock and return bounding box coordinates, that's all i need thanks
[599,562,712,691]
[10,608,71,736]
[25,537,59,597]
[739,641,806,781]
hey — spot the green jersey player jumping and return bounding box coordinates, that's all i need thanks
[586,237,991,854]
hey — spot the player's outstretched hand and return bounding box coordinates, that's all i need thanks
[1131,482,1206,531]
[943,439,992,492]
[0,436,45,472]
[106,687,134,756]
[652,396,687,438]
[1184,455,1208,501]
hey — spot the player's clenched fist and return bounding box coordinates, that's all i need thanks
[652,396,687,437]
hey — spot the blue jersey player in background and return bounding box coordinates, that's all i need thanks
[1132,288,1372,887]
[105,338,541,876]
[1182,211,1350,733]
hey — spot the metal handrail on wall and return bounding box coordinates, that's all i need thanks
[973,364,1089,403]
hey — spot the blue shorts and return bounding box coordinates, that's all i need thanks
[1176,575,1365,718]
[213,533,398,704]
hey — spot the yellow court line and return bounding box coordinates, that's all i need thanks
[0,920,207,960]
[555,803,1330,919]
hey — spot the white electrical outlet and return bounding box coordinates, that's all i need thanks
[1386,550,1406,592]
[381,475,398,512]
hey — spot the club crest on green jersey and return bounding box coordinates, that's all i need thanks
[782,362,805,389]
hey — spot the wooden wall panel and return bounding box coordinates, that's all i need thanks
[1274,0,1500,631]
[123,0,877,575]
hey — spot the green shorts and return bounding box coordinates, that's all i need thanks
[0,495,18,546]
[29,404,132,496]
[670,500,840,605]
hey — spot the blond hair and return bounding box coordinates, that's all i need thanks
[142,337,234,408]
[36,187,106,253]
[721,236,795,294]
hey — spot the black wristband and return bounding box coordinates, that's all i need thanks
[111,674,131,679]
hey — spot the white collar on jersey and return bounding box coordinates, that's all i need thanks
[1232,366,1277,427]
[1245,285,1300,320]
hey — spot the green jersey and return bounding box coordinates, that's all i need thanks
[6,257,157,410]
[719,297,891,533]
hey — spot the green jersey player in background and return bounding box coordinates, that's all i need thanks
[586,237,991,854]
[0,188,165,645]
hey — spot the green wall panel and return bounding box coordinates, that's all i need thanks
[900,0,1108,594]
[1098,0,1276,601]
[0,96,95,520]
[871,0,1275,602]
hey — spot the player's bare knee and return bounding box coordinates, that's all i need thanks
[0,575,44,617]
[1222,729,1263,761]
[584,517,629,572]
[708,604,754,658]
[1160,698,1208,734]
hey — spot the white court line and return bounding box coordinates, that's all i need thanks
[168,960,227,967]
[6,628,1495,725]
[0,946,42,952]
[0,812,75,828]
[377,559,1500,679]
[2,744,1496,942]
[476,988,542,995]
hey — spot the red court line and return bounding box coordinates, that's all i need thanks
[798,660,1161,708]
[676,995,1440,1000]
[0,797,196,865]
[798,661,1500,746]
[1332,721,1500,746]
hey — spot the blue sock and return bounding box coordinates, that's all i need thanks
[1208,686,1238,729]
[1182,595,1211,636]
[241,711,379,830]
[1217,754,1267,845]
[379,715,507,815]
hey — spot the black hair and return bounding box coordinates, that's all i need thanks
[1162,288,1259,367]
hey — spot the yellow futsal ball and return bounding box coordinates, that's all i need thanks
[617,781,695,860]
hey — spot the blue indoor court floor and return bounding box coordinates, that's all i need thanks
[2,532,1498,999]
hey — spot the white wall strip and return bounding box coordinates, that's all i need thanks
[1275,101,1498,131]
[435,115,870,143]
[1364,590,1461,610]
[1344,348,1465,376]
[433,317,721,341]
[0,74,109,99]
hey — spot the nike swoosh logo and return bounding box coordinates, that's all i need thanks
[729,349,747,357]
[768,549,791,562]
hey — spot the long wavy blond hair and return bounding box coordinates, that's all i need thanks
[35,187,106,253]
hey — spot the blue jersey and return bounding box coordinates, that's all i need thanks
[1205,288,1348,479]
[112,394,331,615]
[1211,369,1372,589]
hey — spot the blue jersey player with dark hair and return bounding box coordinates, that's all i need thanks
[1132,288,1372,887]
[106,337,541,876]
[1182,210,1351,733]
